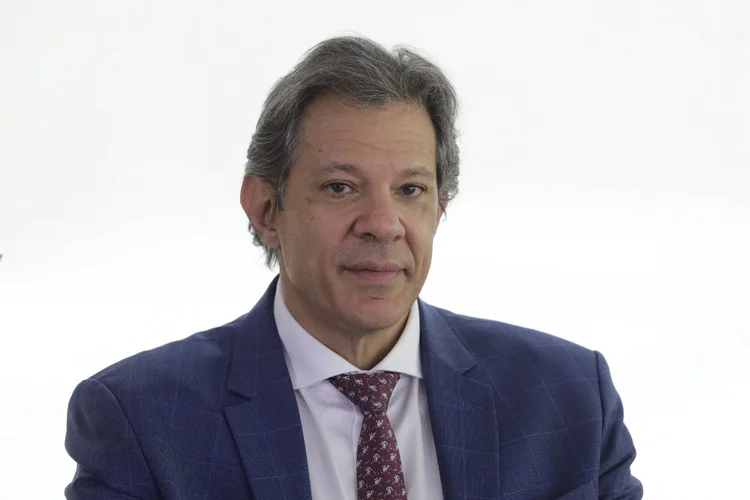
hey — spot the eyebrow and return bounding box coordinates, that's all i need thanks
[313,162,436,181]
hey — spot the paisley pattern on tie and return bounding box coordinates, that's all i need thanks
[329,372,408,499]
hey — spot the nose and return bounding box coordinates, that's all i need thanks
[352,191,406,242]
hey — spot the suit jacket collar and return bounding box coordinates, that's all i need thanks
[419,301,501,499]
[224,276,312,500]
[418,299,477,373]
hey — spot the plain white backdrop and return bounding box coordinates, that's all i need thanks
[1,0,748,498]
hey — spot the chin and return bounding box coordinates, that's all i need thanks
[344,297,409,331]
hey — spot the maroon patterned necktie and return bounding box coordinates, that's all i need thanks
[329,372,408,500]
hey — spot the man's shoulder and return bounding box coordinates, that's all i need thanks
[431,305,598,377]
[85,313,248,398]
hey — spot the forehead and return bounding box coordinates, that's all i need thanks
[298,96,437,170]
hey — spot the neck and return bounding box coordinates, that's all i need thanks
[278,279,409,370]
[326,321,406,370]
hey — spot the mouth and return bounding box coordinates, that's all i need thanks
[343,262,405,283]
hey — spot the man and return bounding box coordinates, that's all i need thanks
[65,36,642,500]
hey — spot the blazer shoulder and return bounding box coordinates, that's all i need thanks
[84,313,247,399]
[432,306,598,376]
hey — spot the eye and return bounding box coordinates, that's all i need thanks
[323,182,353,197]
[399,184,426,197]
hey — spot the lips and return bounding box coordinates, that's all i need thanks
[345,261,403,273]
[344,261,404,282]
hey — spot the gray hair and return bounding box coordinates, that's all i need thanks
[244,35,461,268]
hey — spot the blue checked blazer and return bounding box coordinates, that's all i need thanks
[65,277,642,499]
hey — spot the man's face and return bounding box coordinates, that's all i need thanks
[273,96,442,337]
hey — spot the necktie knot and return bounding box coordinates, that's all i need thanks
[329,372,401,416]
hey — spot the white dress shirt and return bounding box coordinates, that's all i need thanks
[273,283,444,499]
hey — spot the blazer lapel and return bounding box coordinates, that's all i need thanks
[223,277,312,500]
[419,301,500,499]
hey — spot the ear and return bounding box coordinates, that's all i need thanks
[436,194,448,226]
[240,175,280,250]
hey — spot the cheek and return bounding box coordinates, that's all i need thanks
[407,222,437,260]
[285,212,344,258]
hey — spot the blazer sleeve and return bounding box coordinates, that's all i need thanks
[64,378,160,500]
[595,351,644,499]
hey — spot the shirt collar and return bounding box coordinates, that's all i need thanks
[274,282,423,390]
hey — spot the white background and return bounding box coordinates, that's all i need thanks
[1,0,748,498]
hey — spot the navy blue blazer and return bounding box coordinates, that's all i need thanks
[65,277,642,499]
